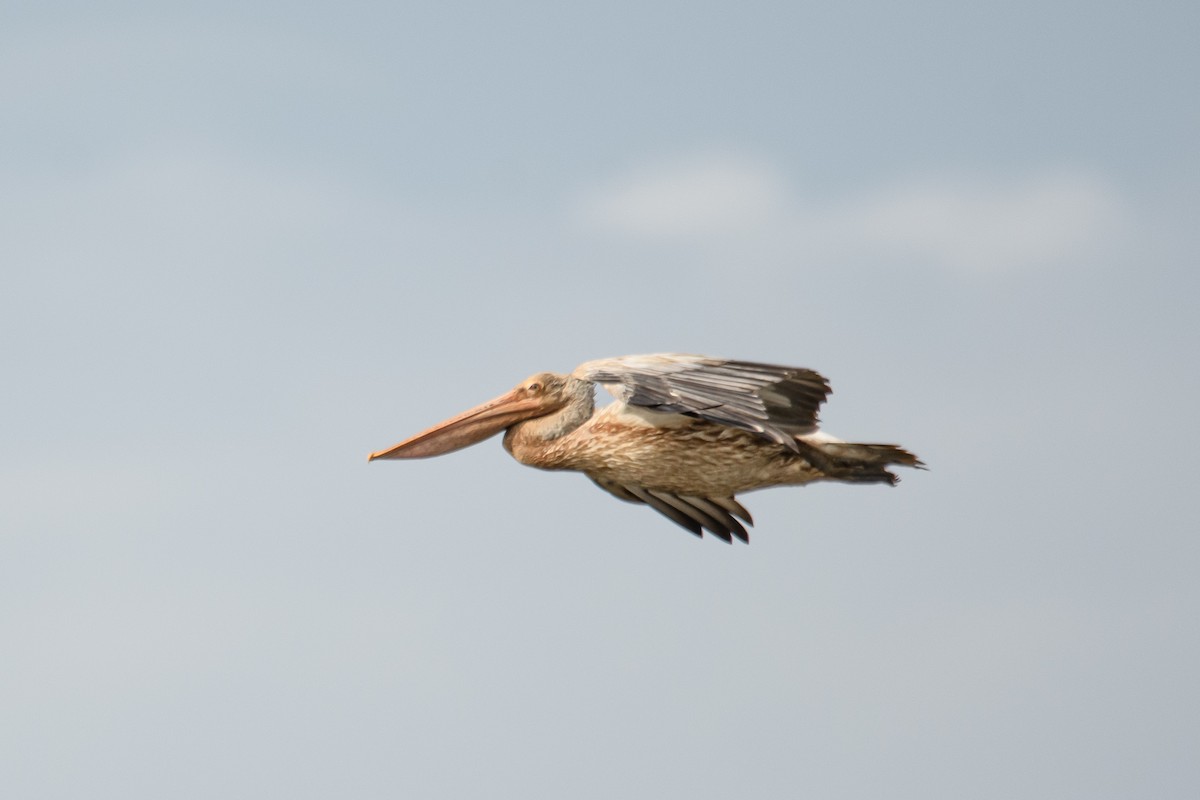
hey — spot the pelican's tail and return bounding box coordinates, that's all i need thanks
[797,436,925,485]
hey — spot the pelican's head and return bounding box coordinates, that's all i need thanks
[368,371,574,460]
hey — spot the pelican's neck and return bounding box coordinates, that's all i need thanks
[503,378,595,448]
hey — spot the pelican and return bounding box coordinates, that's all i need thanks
[369,354,922,543]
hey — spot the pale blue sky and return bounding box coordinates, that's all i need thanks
[3,2,1198,798]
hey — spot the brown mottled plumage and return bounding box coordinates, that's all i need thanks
[370,354,923,543]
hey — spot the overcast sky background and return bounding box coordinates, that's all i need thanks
[3,2,1198,798]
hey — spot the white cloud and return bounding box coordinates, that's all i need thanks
[573,154,1124,276]
[574,153,788,238]
[840,171,1125,274]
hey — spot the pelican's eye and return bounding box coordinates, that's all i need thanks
[526,382,542,393]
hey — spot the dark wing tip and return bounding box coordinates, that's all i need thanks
[592,478,755,544]
[684,496,750,543]
[629,487,751,544]
[626,486,704,539]
[711,496,753,526]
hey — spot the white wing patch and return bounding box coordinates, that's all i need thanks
[604,403,693,429]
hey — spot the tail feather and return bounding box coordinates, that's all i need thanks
[801,441,925,485]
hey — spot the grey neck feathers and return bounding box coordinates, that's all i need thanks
[515,378,595,442]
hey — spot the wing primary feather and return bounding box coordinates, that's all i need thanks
[590,477,644,504]
[646,490,734,544]
[684,496,749,543]
[593,477,755,541]
[627,487,704,538]
[711,496,753,525]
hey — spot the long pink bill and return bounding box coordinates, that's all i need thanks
[368,388,548,461]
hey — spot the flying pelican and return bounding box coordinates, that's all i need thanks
[369,354,922,543]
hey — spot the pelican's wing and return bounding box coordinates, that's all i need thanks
[590,477,754,544]
[574,353,831,451]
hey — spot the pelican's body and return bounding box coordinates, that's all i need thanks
[370,354,922,543]
[504,404,824,497]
